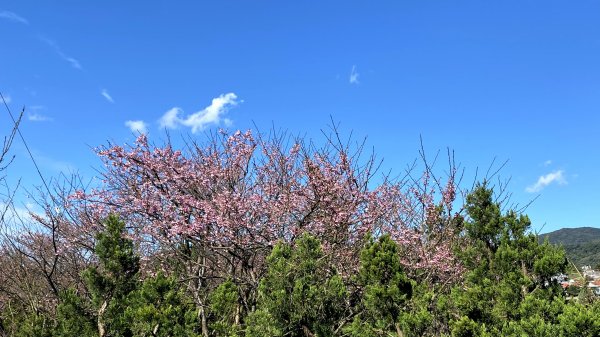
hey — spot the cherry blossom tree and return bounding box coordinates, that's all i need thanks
[68,127,464,336]
[0,178,95,325]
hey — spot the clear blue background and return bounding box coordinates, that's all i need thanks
[1,1,599,233]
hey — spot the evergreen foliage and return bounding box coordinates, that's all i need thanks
[208,279,241,336]
[9,311,53,337]
[81,214,140,337]
[54,215,198,337]
[345,234,413,336]
[54,289,95,337]
[2,186,600,336]
[125,273,198,337]
[246,234,348,337]
[450,183,569,336]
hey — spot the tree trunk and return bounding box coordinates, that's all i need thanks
[521,260,529,297]
[395,323,405,337]
[200,252,209,337]
[98,300,108,337]
[199,305,209,337]
[302,325,316,337]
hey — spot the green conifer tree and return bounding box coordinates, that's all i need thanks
[125,273,198,337]
[82,214,140,337]
[245,234,347,337]
[451,183,568,336]
[53,288,96,337]
[208,279,241,336]
[345,234,413,337]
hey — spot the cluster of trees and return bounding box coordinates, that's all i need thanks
[541,227,600,268]
[563,241,600,270]
[1,128,599,336]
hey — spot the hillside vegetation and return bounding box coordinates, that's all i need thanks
[541,227,600,268]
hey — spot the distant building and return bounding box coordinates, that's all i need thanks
[552,273,568,282]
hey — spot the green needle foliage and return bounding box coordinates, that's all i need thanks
[125,273,198,337]
[9,311,54,337]
[557,301,600,337]
[245,234,348,337]
[2,186,600,336]
[53,289,96,337]
[208,279,241,337]
[82,214,141,337]
[450,183,569,336]
[59,215,198,337]
[345,234,413,337]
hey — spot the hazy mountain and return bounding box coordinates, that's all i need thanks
[540,227,600,268]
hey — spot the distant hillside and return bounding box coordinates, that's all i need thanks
[540,227,600,268]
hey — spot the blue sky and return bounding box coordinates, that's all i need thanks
[1,1,599,233]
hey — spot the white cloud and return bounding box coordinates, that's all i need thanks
[101,89,114,103]
[36,154,76,173]
[0,10,28,24]
[543,160,552,167]
[159,107,182,129]
[526,170,567,193]
[159,93,239,133]
[27,113,52,122]
[125,120,148,134]
[349,65,359,84]
[1,94,11,104]
[0,202,34,227]
[40,37,82,70]
[65,57,82,69]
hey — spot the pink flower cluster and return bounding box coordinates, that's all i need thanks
[70,130,465,284]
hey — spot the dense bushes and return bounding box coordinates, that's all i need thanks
[2,184,599,337]
[1,127,598,336]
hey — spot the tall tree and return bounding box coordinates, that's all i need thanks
[125,273,198,337]
[82,214,140,337]
[246,234,348,337]
[345,234,413,337]
[450,183,567,336]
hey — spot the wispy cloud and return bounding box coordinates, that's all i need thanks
[0,10,28,24]
[543,160,552,167]
[159,93,240,133]
[0,202,35,226]
[526,170,567,193]
[159,107,182,129]
[40,37,82,70]
[36,154,76,173]
[101,89,114,103]
[29,105,45,111]
[1,94,11,104]
[27,113,52,122]
[349,65,359,84]
[125,120,148,134]
[26,106,51,121]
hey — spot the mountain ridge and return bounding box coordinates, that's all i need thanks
[539,227,600,268]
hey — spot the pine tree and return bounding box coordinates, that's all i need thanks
[245,234,348,337]
[208,279,241,336]
[450,183,568,336]
[82,214,140,337]
[9,310,54,337]
[345,234,413,337]
[125,273,198,337]
[54,289,96,337]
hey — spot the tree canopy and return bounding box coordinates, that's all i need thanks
[1,129,598,337]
